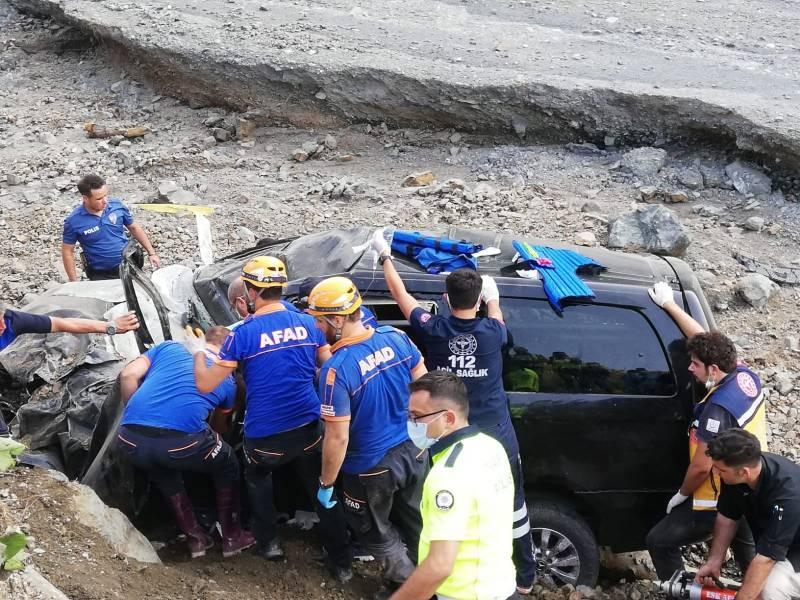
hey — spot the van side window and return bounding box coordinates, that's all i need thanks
[503,300,676,396]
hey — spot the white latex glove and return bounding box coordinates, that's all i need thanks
[649,281,675,308]
[666,491,689,514]
[182,325,206,355]
[480,275,500,304]
[371,227,390,257]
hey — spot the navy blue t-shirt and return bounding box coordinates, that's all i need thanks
[0,309,52,351]
[122,341,235,433]
[409,307,509,429]
[63,199,133,270]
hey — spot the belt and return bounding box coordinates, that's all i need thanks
[122,424,194,437]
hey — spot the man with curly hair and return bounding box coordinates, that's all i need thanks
[645,282,767,581]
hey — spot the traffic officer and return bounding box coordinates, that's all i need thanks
[373,231,537,593]
[0,302,139,436]
[646,282,764,580]
[117,327,255,559]
[193,257,353,581]
[308,276,428,593]
[391,371,518,600]
[62,173,160,281]
[697,429,800,600]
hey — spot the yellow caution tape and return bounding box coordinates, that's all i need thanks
[137,204,215,216]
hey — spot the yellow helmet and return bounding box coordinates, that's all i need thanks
[241,256,288,288]
[307,276,362,316]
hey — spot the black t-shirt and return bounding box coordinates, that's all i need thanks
[409,307,509,429]
[0,309,52,351]
[717,453,800,571]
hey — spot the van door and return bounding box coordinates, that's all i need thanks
[501,295,689,551]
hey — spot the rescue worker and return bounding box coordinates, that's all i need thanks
[0,303,139,437]
[117,327,255,559]
[193,257,353,581]
[308,276,428,594]
[373,231,537,593]
[391,371,518,600]
[697,429,800,600]
[646,282,764,580]
[62,173,160,281]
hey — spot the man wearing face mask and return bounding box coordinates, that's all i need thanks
[392,371,518,600]
[192,257,353,582]
[646,282,766,581]
[374,231,536,594]
[308,276,428,596]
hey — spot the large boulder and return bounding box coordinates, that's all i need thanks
[0,566,69,600]
[724,161,772,196]
[68,477,161,564]
[736,273,779,309]
[607,205,691,256]
[621,147,667,180]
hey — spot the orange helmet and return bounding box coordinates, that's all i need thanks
[241,256,287,288]
[306,277,362,316]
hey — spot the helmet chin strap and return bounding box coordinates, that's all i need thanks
[323,316,343,342]
[246,290,256,315]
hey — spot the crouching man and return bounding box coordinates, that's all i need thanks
[391,371,519,600]
[697,429,800,600]
[117,327,255,559]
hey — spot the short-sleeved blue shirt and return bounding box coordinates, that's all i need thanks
[319,326,423,474]
[0,309,52,352]
[359,306,378,328]
[217,303,328,438]
[122,341,235,433]
[63,199,133,270]
[409,308,509,429]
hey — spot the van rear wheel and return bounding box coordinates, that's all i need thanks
[529,501,600,587]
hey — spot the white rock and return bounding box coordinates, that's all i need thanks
[736,273,779,309]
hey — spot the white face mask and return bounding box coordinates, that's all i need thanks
[705,377,715,390]
[407,413,447,450]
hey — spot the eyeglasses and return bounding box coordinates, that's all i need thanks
[407,409,447,425]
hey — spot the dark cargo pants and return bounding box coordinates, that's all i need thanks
[341,439,428,585]
[483,416,537,588]
[646,498,755,580]
[117,424,239,497]
[244,420,352,568]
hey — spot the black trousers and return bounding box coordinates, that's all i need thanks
[84,248,143,280]
[341,439,428,585]
[244,420,351,568]
[482,417,537,588]
[646,498,756,580]
[117,425,239,497]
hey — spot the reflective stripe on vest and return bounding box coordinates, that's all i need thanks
[689,366,767,511]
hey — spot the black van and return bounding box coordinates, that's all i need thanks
[117,226,713,586]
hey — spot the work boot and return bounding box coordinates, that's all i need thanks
[167,492,214,559]
[257,538,285,561]
[215,485,256,558]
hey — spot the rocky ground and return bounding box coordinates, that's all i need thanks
[1,1,799,598]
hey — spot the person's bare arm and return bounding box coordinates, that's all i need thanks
[411,360,428,381]
[119,356,150,403]
[194,356,235,394]
[61,243,79,282]
[735,555,777,600]
[662,301,705,338]
[389,540,460,600]
[50,312,139,335]
[320,420,349,486]
[695,514,739,584]
[382,258,421,321]
[126,223,160,268]
[317,346,332,367]
[679,440,713,496]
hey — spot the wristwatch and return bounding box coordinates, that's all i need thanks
[319,478,334,489]
[105,322,117,336]
[378,254,393,266]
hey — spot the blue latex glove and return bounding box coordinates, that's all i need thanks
[317,485,337,509]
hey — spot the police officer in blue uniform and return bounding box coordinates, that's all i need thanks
[193,257,353,581]
[308,276,428,594]
[62,173,160,281]
[0,303,138,436]
[117,327,255,559]
[375,231,537,594]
